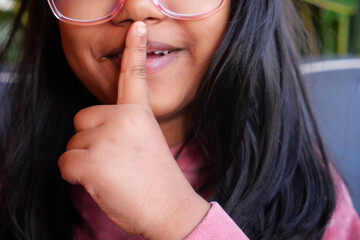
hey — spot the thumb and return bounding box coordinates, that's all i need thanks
[117,21,149,106]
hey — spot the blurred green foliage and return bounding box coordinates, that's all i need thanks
[0,0,359,63]
[0,0,22,63]
[300,0,359,55]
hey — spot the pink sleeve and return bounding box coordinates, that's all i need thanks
[185,202,249,240]
[322,174,360,240]
[185,175,360,240]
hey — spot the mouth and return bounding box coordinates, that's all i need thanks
[101,41,184,73]
[146,50,175,58]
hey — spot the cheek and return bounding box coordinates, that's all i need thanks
[186,0,229,60]
[148,14,229,119]
[188,20,228,58]
[59,23,92,70]
[59,23,118,103]
[147,51,209,119]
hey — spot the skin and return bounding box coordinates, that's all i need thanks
[58,1,230,239]
[59,0,230,147]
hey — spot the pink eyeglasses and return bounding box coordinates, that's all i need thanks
[47,0,226,25]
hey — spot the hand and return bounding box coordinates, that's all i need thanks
[58,22,210,240]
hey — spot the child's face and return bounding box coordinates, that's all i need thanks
[59,0,230,121]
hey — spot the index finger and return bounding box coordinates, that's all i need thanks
[117,21,149,106]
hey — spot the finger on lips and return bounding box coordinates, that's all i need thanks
[117,21,149,106]
[61,22,150,186]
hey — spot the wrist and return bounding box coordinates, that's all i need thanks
[145,190,210,240]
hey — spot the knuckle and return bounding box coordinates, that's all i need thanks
[128,65,146,80]
[121,114,137,127]
[73,106,104,131]
[141,106,154,118]
[58,150,85,185]
[58,152,70,175]
[66,135,77,151]
[135,44,146,53]
[73,109,87,129]
[73,111,82,125]
[65,141,72,152]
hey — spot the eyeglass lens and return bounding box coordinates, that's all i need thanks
[53,0,120,21]
[52,0,222,21]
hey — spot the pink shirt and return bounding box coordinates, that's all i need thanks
[70,141,360,239]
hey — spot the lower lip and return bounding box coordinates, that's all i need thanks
[145,50,181,74]
[106,50,181,74]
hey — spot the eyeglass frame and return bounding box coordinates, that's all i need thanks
[47,0,226,26]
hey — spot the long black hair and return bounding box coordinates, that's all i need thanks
[0,0,336,239]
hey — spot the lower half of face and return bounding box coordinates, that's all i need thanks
[59,4,229,124]
[62,43,210,121]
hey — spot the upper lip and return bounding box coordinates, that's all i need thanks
[104,41,182,58]
[146,41,180,53]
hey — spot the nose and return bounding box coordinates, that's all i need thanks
[111,0,166,25]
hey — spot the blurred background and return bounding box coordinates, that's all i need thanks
[296,0,360,55]
[0,0,360,213]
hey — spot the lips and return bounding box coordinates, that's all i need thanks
[102,41,183,73]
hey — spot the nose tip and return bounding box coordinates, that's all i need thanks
[110,0,165,25]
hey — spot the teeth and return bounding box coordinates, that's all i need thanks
[152,50,170,55]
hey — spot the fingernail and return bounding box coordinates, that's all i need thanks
[137,23,147,36]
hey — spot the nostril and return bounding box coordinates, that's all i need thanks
[111,19,134,27]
